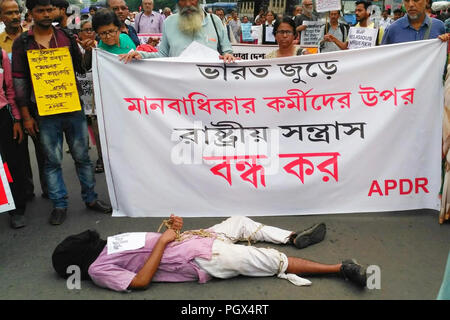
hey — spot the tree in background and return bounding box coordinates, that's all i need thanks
[123,0,176,12]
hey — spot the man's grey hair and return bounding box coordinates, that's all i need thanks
[0,0,20,13]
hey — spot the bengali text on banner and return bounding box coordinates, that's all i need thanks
[92,39,446,217]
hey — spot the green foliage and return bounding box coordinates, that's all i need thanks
[154,0,176,11]
[123,0,177,11]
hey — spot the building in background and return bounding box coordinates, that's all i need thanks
[238,0,297,20]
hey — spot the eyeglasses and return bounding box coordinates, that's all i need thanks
[276,30,294,35]
[81,28,94,33]
[98,29,119,38]
[112,6,128,11]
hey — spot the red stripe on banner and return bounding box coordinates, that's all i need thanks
[0,175,8,205]
[3,162,12,183]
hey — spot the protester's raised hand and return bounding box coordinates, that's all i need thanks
[119,50,143,64]
[438,33,450,42]
[169,214,183,231]
[160,228,178,243]
[296,25,307,33]
[324,34,339,44]
[323,34,334,42]
[78,38,97,51]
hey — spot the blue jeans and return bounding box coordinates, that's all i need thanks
[39,111,97,208]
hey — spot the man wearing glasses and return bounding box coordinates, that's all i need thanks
[11,0,112,226]
[134,0,164,34]
[107,0,140,47]
[93,8,136,54]
[293,0,318,40]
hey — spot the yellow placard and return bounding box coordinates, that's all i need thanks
[304,47,318,54]
[27,47,81,116]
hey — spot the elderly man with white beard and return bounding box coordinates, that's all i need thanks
[119,0,235,63]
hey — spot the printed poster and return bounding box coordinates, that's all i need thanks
[27,47,81,116]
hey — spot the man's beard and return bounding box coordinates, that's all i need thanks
[407,13,420,20]
[36,18,54,28]
[356,14,366,22]
[303,7,312,16]
[178,4,204,35]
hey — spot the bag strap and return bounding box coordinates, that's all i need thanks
[135,12,143,33]
[423,16,433,40]
[339,24,346,42]
[210,13,223,55]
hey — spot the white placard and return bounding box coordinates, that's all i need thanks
[348,27,378,49]
[107,232,147,254]
[264,25,275,43]
[77,72,94,115]
[315,0,342,13]
[300,21,323,47]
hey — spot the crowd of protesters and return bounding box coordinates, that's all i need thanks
[0,0,448,296]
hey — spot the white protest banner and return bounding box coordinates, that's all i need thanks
[316,0,342,12]
[348,27,378,49]
[77,72,94,115]
[231,44,318,60]
[0,155,15,214]
[93,39,445,217]
[300,21,323,47]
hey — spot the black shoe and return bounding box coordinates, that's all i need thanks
[42,192,49,199]
[340,259,367,287]
[291,223,326,249]
[49,208,67,225]
[86,199,112,214]
[10,215,26,229]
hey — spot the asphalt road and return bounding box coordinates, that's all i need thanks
[0,140,449,301]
